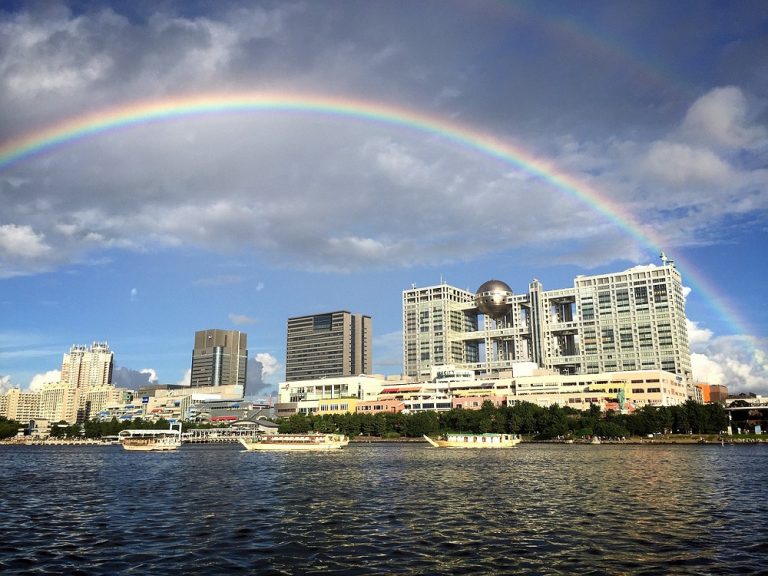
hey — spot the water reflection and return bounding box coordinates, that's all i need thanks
[0,443,766,574]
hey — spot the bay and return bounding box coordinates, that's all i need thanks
[1,442,766,575]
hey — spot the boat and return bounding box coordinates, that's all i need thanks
[239,432,349,451]
[423,433,521,448]
[590,436,602,445]
[119,423,182,451]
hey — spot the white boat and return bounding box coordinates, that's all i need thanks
[239,433,349,451]
[119,423,182,451]
[423,433,521,448]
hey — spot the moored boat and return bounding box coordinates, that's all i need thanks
[239,432,349,451]
[423,433,521,448]
[119,423,182,451]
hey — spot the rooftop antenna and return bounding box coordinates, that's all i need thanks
[659,251,675,267]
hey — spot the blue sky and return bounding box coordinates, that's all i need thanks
[1,0,767,396]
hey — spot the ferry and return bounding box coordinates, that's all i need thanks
[423,433,521,448]
[119,423,183,452]
[239,432,349,451]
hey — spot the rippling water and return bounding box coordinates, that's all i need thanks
[1,442,766,575]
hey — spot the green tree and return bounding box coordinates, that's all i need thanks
[594,419,629,439]
[403,411,439,437]
[279,413,312,433]
[0,416,22,439]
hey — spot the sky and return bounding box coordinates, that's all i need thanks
[1,0,767,398]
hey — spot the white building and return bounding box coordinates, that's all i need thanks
[0,342,130,425]
[275,374,407,416]
[403,261,692,390]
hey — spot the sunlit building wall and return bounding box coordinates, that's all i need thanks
[0,388,40,422]
[511,369,687,409]
[276,374,400,415]
[61,342,114,389]
[403,263,692,387]
[697,383,728,404]
[39,382,78,423]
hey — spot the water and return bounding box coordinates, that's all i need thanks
[1,442,766,575]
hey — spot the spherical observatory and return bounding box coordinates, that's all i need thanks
[475,280,513,318]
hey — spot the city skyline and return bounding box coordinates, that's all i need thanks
[1,2,767,395]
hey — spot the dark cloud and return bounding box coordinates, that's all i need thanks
[112,366,157,388]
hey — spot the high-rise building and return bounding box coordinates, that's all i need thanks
[285,311,372,382]
[190,329,248,388]
[61,342,114,389]
[403,262,692,385]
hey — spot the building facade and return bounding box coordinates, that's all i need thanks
[0,388,41,422]
[276,374,395,416]
[190,329,248,389]
[403,262,692,386]
[285,311,372,382]
[273,368,686,416]
[0,342,132,425]
[61,342,114,389]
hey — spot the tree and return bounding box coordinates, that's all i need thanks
[0,416,22,439]
[594,419,629,439]
[403,411,439,437]
[279,413,311,433]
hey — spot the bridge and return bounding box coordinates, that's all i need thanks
[725,403,768,432]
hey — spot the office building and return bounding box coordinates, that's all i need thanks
[403,261,692,385]
[190,329,248,389]
[285,311,372,382]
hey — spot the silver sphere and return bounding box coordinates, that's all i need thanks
[475,280,513,318]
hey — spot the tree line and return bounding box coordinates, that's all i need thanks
[49,418,222,439]
[1,400,730,441]
[278,400,730,439]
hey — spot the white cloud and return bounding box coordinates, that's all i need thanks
[642,141,731,186]
[130,287,138,302]
[687,319,714,347]
[0,224,51,259]
[688,320,768,394]
[691,352,725,385]
[140,368,158,383]
[254,353,280,378]
[229,313,257,325]
[0,375,13,394]
[29,369,60,391]
[681,86,764,149]
[177,369,191,386]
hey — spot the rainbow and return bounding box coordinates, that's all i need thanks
[0,91,756,341]
[0,93,655,242]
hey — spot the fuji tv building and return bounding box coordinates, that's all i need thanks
[402,260,692,397]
